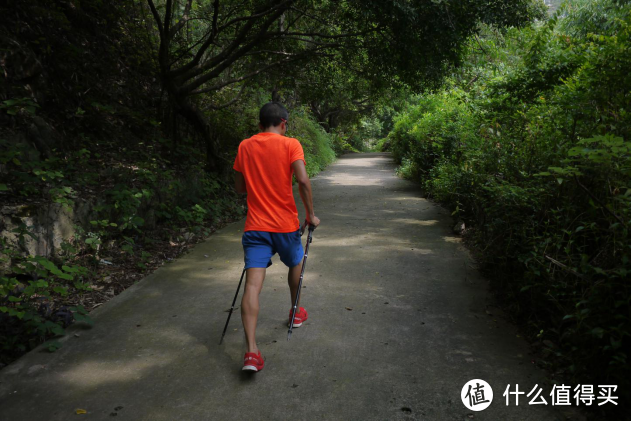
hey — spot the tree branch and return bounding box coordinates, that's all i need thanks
[164,0,173,37]
[545,255,587,280]
[146,0,164,36]
[243,49,307,57]
[267,29,380,39]
[272,36,343,47]
[211,0,220,38]
[179,3,293,92]
[190,56,302,95]
[573,175,627,228]
[169,1,288,80]
[169,0,194,40]
[288,5,330,26]
[215,2,290,34]
[169,27,215,67]
[205,83,248,110]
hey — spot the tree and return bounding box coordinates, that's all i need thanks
[144,0,546,170]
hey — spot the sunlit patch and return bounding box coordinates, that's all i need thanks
[316,174,385,186]
[390,218,439,226]
[59,355,172,387]
[407,248,433,254]
[442,236,462,243]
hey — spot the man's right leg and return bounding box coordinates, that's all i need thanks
[241,267,266,354]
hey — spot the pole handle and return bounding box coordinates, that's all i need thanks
[300,219,316,237]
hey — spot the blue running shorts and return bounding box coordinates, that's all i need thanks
[242,230,304,269]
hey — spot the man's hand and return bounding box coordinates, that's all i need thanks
[308,215,320,228]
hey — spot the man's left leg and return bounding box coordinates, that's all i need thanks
[287,259,303,307]
[287,260,308,326]
[241,268,266,354]
[274,229,308,327]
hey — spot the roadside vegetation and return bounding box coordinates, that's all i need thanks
[380,0,631,414]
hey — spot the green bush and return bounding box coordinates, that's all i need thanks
[385,2,631,412]
[1,234,93,360]
[289,107,336,177]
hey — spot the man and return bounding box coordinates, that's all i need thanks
[233,101,320,372]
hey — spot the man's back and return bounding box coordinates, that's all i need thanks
[234,132,305,233]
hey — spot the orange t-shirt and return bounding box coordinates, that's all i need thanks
[233,132,306,232]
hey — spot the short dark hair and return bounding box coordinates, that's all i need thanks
[259,102,289,128]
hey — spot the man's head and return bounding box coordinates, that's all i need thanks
[259,102,289,135]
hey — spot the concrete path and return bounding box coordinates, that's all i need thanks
[0,153,565,420]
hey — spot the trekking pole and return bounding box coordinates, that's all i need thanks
[288,220,316,340]
[219,267,246,345]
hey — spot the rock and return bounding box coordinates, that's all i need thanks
[0,197,96,262]
[453,220,465,235]
[26,115,59,158]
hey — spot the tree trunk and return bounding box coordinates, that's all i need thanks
[174,96,220,173]
[272,87,281,102]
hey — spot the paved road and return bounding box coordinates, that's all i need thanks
[0,153,566,420]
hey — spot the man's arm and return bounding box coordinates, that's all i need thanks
[291,160,320,227]
[234,170,247,194]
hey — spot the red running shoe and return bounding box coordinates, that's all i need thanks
[242,350,264,372]
[288,306,308,327]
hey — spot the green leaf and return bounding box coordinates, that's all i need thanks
[8,309,25,319]
[74,313,94,326]
[50,325,65,336]
[0,184,8,191]
[53,286,69,295]
[56,272,74,281]
[35,258,58,273]
[591,327,605,339]
[70,305,89,314]
[44,340,62,352]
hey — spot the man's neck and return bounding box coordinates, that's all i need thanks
[260,126,283,135]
